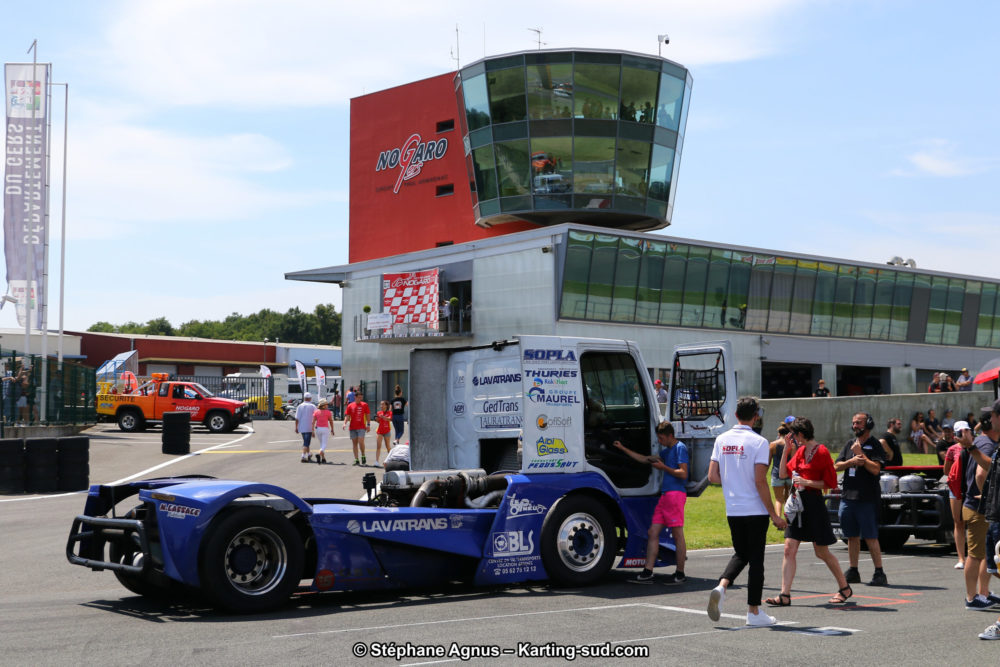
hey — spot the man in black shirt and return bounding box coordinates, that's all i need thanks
[879,418,904,467]
[835,412,888,586]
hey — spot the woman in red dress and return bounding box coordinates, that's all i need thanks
[766,417,852,606]
[374,400,392,464]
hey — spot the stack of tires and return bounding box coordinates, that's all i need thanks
[0,438,25,494]
[25,438,58,494]
[57,436,90,492]
[162,411,191,455]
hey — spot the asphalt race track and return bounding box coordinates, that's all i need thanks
[3,420,999,664]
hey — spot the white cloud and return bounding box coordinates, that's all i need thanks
[892,139,995,178]
[97,0,812,109]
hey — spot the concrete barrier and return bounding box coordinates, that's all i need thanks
[760,390,994,453]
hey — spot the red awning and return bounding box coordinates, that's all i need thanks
[975,366,1000,385]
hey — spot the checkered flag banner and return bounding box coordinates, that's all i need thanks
[382,268,439,329]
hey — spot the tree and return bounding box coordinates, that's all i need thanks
[87,304,342,346]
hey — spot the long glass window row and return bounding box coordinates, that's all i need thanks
[560,231,1000,347]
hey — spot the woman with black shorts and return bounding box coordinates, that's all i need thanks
[766,417,852,606]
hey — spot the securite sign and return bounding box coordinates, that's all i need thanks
[375,133,449,194]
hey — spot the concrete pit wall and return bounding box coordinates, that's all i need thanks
[758,390,993,453]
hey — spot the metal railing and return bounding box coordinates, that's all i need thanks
[354,311,473,341]
[0,350,96,426]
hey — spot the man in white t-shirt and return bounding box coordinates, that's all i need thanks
[295,393,318,462]
[706,396,787,627]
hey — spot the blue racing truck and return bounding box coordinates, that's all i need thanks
[66,335,734,612]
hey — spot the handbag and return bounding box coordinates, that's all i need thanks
[784,487,803,524]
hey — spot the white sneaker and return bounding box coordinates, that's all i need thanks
[707,585,725,621]
[746,610,777,627]
[979,623,1000,640]
[955,561,966,570]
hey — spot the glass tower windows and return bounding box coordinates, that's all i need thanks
[620,66,658,123]
[648,144,675,202]
[495,140,531,196]
[586,234,619,320]
[573,136,615,194]
[487,67,527,124]
[471,145,498,200]
[659,243,688,326]
[526,63,573,120]
[615,139,651,197]
[611,237,641,321]
[561,231,593,319]
[463,74,491,131]
[656,73,685,132]
[573,63,620,119]
[635,239,665,324]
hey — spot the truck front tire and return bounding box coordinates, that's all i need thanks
[540,495,616,586]
[199,507,304,613]
[206,411,231,433]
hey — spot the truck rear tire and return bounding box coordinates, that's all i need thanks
[205,411,231,434]
[198,507,303,613]
[540,495,616,587]
[117,409,145,433]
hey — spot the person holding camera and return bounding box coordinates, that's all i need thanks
[766,417,851,606]
[835,412,888,587]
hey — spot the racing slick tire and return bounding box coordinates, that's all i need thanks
[0,438,25,494]
[205,411,231,434]
[540,495,616,587]
[117,409,145,433]
[25,438,58,493]
[199,507,304,613]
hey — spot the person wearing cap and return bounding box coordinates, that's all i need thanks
[956,414,1000,613]
[973,404,1000,638]
[812,379,830,397]
[769,416,797,517]
[957,368,973,391]
[940,372,957,392]
[654,378,668,405]
[294,392,317,463]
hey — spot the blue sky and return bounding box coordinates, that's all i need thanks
[2,0,997,332]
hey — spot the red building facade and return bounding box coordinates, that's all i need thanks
[349,73,534,263]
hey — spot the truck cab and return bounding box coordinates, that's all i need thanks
[410,335,735,497]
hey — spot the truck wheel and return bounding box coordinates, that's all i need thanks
[117,409,145,433]
[109,542,182,599]
[540,495,616,586]
[877,531,910,552]
[199,507,303,613]
[205,411,231,433]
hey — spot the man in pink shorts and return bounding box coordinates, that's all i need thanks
[614,421,689,584]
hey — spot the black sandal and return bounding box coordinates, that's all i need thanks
[765,593,791,606]
[829,585,853,604]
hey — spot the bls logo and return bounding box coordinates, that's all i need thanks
[492,530,535,557]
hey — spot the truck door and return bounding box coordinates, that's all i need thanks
[667,341,735,495]
[166,383,205,420]
[579,350,657,493]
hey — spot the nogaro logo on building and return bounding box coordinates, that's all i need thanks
[375,133,449,194]
[523,349,577,363]
[535,436,568,456]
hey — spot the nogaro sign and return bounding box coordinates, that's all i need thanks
[375,133,449,194]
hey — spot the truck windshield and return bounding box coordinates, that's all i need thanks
[670,351,726,422]
[190,383,214,398]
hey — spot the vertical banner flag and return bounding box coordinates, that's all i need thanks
[3,63,49,327]
[314,366,326,394]
[294,361,307,395]
[382,268,439,329]
[258,364,271,378]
